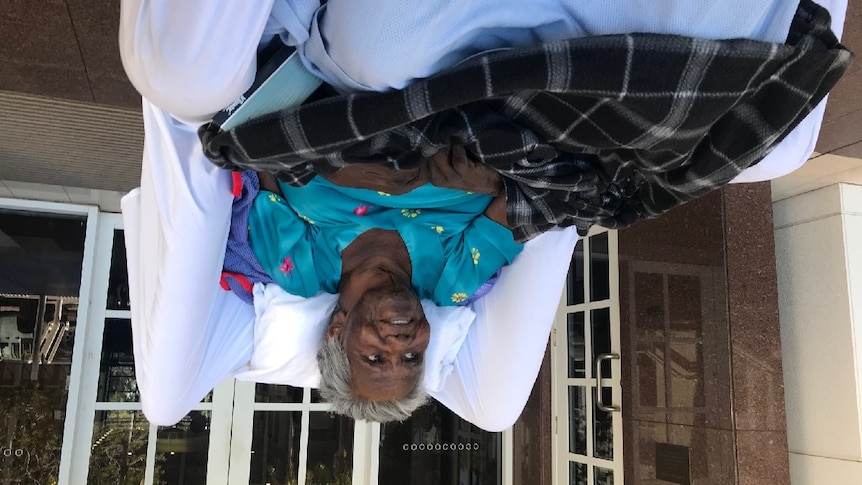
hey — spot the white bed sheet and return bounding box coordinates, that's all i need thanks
[120,0,848,430]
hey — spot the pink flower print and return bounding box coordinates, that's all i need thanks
[279,256,295,276]
[354,204,373,217]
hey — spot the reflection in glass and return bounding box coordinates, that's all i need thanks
[589,233,610,302]
[98,319,138,402]
[567,387,587,456]
[249,412,302,485]
[667,274,702,334]
[89,410,149,484]
[567,312,586,378]
[633,272,665,336]
[669,341,705,408]
[107,230,130,310]
[635,341,665,408]
[156,411,212,483]
[307,412,354,485]
[379,400,501,485]
[591,308,612,379]
[0,210,86,296]
[593,388,614,460]
[569,461,587,485]
[594,466,614,485]
[567,240,585,305]
[0,210,86,484]
[255,383,304,403]
[0,298,37,363]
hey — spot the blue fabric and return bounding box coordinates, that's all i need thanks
[222,171,274,304]
[248,177,523,306]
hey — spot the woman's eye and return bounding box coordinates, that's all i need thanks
[367,354,381,363]
[404,352,416,361]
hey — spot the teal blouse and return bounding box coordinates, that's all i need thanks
[248,176,523,306]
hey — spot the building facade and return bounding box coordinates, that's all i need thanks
[1,1,860,484]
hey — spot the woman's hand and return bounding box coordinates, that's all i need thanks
[426,144,503,196]
[318,143,503,196]
[321,164,427,195]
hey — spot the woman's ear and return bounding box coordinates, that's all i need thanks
[325,308,348,338]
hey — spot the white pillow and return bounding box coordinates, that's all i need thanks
[234,283,476,392]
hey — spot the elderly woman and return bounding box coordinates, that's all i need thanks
[120,0,847,430]
[249,146,522,421]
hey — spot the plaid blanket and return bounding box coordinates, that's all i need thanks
[201,0,853,242]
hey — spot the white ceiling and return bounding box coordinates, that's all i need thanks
[771,153,862,202]
[0,90,144,193]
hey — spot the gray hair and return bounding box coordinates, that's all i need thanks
[317,335,428,422]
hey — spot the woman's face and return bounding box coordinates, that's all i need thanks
[334,284,431,401]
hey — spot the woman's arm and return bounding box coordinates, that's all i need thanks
[258,171,284,196]
[320,143,506,197]
[429,226,581,431]
[426,144,503,197]
[482,193,509,228]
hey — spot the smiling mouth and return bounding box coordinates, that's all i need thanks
[385,318,412,325]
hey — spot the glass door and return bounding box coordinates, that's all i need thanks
[226,382,511,485]
[226,381,356,485]
[0,203,91,485]
[64,212,235,484]
[375,400,506,485]
[551,229,623,485]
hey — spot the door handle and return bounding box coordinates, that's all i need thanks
[595,353,621,413]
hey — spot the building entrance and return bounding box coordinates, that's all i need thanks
[551,229,624,485]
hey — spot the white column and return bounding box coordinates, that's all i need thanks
[773,183,862,483]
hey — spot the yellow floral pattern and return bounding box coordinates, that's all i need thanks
[377,191,392,196]
[430,225,444,234]
[268,194,280,203]
[401,208,421,218]
[451,292,468,304]
[297,213,315,225]
[471,248,480,265]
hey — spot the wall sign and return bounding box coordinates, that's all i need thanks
[655,442,691,485]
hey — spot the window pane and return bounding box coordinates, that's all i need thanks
[591,308,612,379]
[593,387,614,460]
[0,211,86,296]
[567,312,586,378]
[98,319,138,402]
[569,461,587,485]
[378,400,502,485]
[155,411,212,483]
[249,411,302,485]
[567,240,585,305]
[0,210,86,484]
[594,466,614,485]
[89,410,149,484]
[255,383,304,403]
[107,230,130,311]
[306,412,354,485]
[589,233,610,301]
[568,386,587,456]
